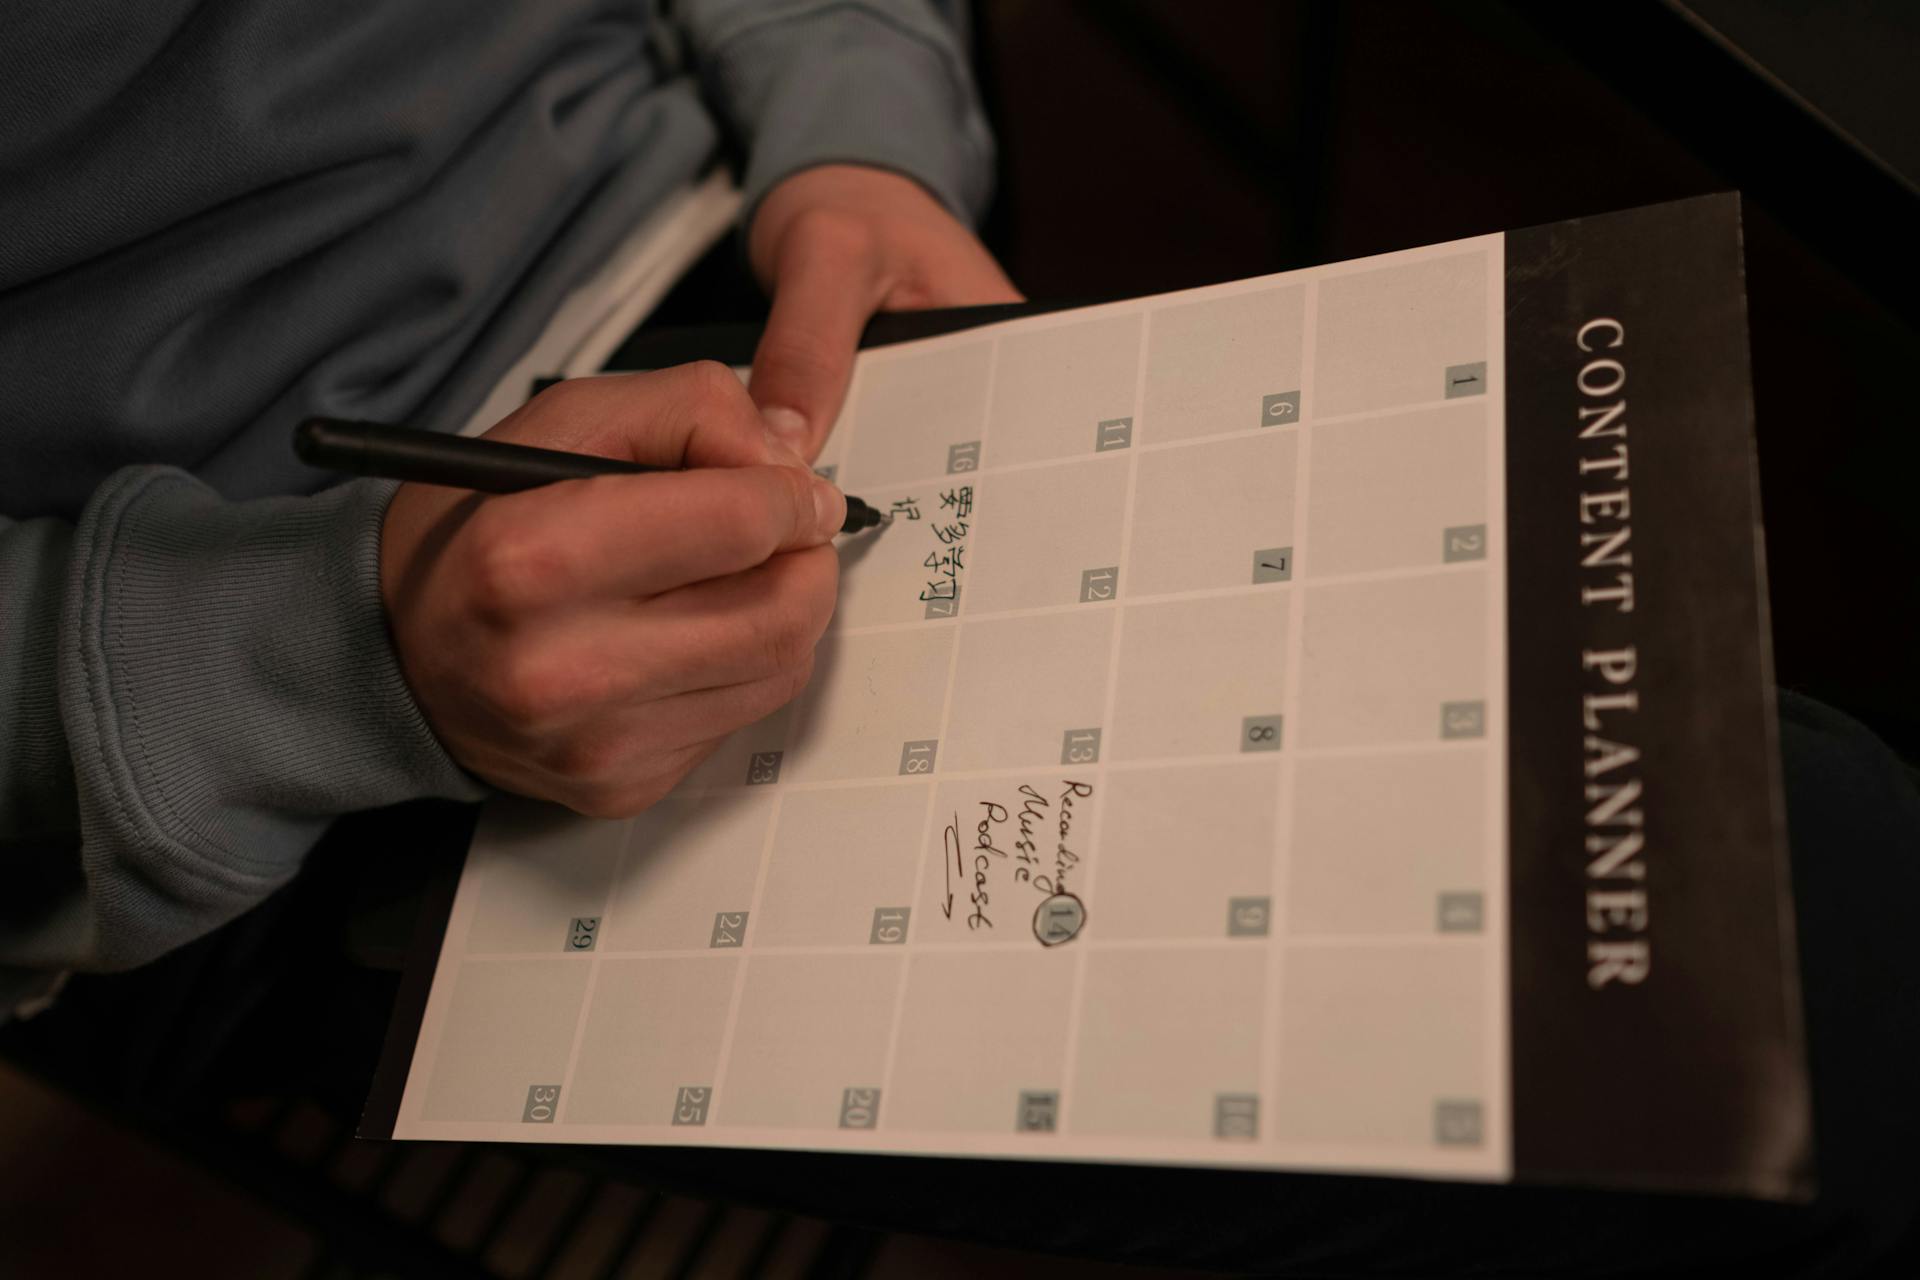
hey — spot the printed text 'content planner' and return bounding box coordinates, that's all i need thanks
[369,196,1810,1199]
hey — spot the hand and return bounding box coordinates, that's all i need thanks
[381,364,845,817]
[746,164,1022,460]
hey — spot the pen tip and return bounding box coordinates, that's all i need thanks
[840,496,891,535]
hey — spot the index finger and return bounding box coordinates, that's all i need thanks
[469,462,846,608]
[486,361,803,473]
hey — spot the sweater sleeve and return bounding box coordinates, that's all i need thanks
[672,0,997,227]
[1,466,485,991]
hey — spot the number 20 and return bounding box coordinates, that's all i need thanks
[843,1088,878,1127]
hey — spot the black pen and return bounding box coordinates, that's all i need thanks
[294,418,890,533]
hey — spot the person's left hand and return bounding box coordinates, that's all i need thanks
[746,163,1022,461]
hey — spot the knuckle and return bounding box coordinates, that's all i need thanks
[774,464,821,539]
[482,648,572,729]
[548,375,609,415]
[514,375,594,433]
[549,733,625,787]
[464,518,558,621]
[684,359,747,409]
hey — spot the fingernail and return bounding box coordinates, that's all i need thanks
[763,405,809,450]
[812,474,846,538]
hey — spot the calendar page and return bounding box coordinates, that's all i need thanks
[366,196,1811,1198]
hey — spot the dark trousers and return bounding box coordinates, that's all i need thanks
[7,690,1917,1277]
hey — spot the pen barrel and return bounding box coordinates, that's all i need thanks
[295,418,655,493]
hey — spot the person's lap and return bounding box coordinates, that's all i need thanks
[6,690,1915,1276]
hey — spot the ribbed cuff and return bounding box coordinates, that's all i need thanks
[0,514,79,841]
[59,467,485,969]
[705,3,996,230]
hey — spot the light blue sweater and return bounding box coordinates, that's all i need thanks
[0,0,993,995]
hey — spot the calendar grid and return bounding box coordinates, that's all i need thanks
[704,352,881,1128]
[702,785,787,1127]
[549,821,631,1122]
[1479,243,1513,1164]
[394,234,1513,1176]
[661,738,1486,801]
[1261,275,1319,1142]
[452,929,1494,965]
[820,556,1486,642]
[873,330,1004,1111]
[1051,282,1154,1137]
[800,388,1498,507]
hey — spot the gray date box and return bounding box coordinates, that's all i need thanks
[1438,892,1484,933]
[710,911,748,948]
[746,750,783,786]
[1442,524,1487,563]
[673,1086,711,1126]
[1260,391,1301,426]
[1251,547,1294,584]
[839,1087,881,1130]
[1440,700,1486,739]
[899,739,938,776]
[1444,362,1487,399]
[1435,1099,1484,1146]
[1016,1090,1059,1132]
[1095,417,1134,451]
[522,1084,561,1123]
[1227,896,1272,937]
[1215,1093,1260,1139]
[870,907,911,945]
[1061,728,1102,765]
[1079,566,1119,602]
[1241,714,1283,752]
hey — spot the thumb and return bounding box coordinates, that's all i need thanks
[749,229,886,461]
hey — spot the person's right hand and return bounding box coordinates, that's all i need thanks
[380,363,846,817]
